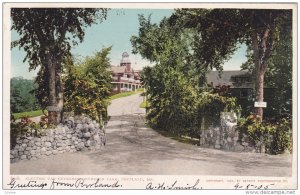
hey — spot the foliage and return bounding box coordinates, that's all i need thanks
[12,110,47,120]
[139,100,150,109]
[144,67,198,135]
[169,8,292,121]
[10,114,48,148]
[11,8,108,71]
[10,77,41,113]
[142,65,240,136]
[192,90,241,136]
[237,115,292,154]
[213,85,232,97]
[63,47,112,123]
[131,15,186,64]
[11,8,109,124]
[241,21,292,118]
[170,9,291,71]
[132,9,292,151]
[198,91,241,117]
[132,15,202,133]
[131,15,204,87]
[133,13,241,137]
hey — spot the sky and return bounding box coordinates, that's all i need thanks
[11,9,248,80]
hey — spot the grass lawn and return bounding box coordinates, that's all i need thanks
[109,91,140,100]
[136,88,144,92]
[155,129,200,146]
[139,100,150,108]
[12,110,47,120]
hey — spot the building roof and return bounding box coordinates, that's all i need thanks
[206,70,252,87]
[110,66,126,74]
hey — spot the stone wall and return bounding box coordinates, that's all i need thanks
[199,112,254,152]
[10,115,106,163]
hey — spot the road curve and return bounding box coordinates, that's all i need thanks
[10,93,292,176]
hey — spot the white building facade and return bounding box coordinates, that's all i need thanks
[110,52,142,93]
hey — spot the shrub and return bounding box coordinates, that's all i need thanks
[146,68,198,135]
[197,92,241,118]
[10,114,47,148]
[142,66,241,137]
[237,115,292,154]
[64,47,112,124]
[272,118,293,153]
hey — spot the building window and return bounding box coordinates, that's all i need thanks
[231,77,237,83]
[240,89,248,98]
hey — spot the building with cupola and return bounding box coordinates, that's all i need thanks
[109,52,142,93]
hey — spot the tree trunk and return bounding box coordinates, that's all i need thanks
[254,72,265,122]
[251,30,263,122]
[46,51,58,125]
[251,26,273,122]
[56,58,64,124]
[56,77,64,124]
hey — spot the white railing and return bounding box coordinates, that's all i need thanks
[120,77,129,81]
[128,78,135,82]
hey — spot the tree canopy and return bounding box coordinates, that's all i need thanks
[168,8,292,121]
[241,19,292,118]
[131,14,204,87]
[11,8,109,124]
[11,8,108,71]
[132,8,293,127]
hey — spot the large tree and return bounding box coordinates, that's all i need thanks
[11,8,108,124]
[241,19,293,118]
[131,15,201,85]
[131,15,200,133]
[169,9,292,121]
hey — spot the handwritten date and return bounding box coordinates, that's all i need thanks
[234,183,275,190]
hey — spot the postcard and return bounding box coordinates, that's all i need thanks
[2,2,297,193]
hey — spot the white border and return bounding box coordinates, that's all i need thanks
[2,2,298,192]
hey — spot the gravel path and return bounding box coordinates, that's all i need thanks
[10,93,292,176]
[16,116,43,123]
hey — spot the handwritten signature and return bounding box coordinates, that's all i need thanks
[146,179,202,190]
[7,178,122,189]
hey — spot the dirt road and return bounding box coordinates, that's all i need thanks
[10,93,292,176]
